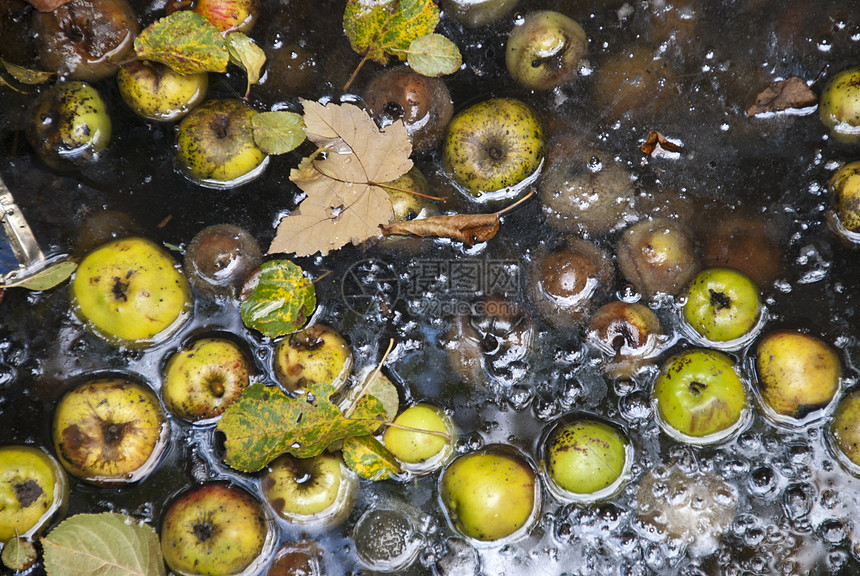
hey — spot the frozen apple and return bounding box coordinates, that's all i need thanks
[71,237,192,347]
[383,404,455,472]
[162,337,251,422]
[543,418,630,502]
[52,378,168,485]
[439,446,539,542]
[0,446,68,541]
[161,482,272,576]
[261,453,356,528]
[756,330,841,421]
[652,349,749,443]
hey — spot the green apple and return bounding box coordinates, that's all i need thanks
[755,330,841,420]
[273,324,353,392]
[175,99,269,189]
[652,349,748,442]
[161,482,272,576]
[829,391,860,470]
[383,404,455,471]
[0,446,68,542]
[828,160,860,242]
[682,268,762,344]
[506,11,588,91]
[442,98,545,200]
[616,218,699,296]
[117,60,208,122]
[28,81,111,170]
[261,453,356,527]
[71,237,192,347]
[543,419,630,501]
[194,0,260,33]
[439,446,539,542]
[819,67,860,144]
[162,338,251,422]
[52,378,168,485]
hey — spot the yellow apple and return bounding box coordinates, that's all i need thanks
[273,324,352,392]
[117,60,208,122]
[0,446,68,541]
[71,237,192,347]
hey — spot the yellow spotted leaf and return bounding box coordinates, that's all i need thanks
[239,259,315,338]
[134,11,228,76]
[342,435,403,481]
[217,382,387,473]
[343,0,440,65]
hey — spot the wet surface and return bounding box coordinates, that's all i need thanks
[1,0,859,574]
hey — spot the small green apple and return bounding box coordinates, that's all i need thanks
[682,268,762,344]
[261,453,356,528]
[175,99,269,189]
[0,446,68,542]
[439,446,539,542]
[756,330,841,421]
[53,378,168,485]
[442,98,545,200]
[71,237,192,347]
[829,391,860,471]
[544,418,630,502]
[162,338,251,422]
[28,81,111,170]
[819,67,860,144]
[161,482,272,576]
[506,11,588,91]
[117,60,208,122]
[652,349,748,442]
[383,404,455,471]
[273,324,353,392]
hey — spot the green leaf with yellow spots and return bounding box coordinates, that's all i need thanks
[134,11,228,76]
[343,0,440,65]
[217,381,387,473]
[239,259,315,338]
[342,434,403,481]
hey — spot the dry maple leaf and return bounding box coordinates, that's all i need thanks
[269,101,413,257]
[746,77,817,116]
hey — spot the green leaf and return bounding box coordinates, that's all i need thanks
[342,435,402,481]
[217,381,386,472]
[1,58,54,85]
[42,513,165,576]
[134,11,228,76]
[2,536,38,572]
[251,111,306,155]
[343,0,440,65]
[225,32,266,98]
[407,33,462,77]
[2,259,77,290]
[239,260,316,338]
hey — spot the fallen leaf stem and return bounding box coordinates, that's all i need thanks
[344,339,395,418]
[372,180,446,202]
[343,53,370,92]
[381,421,452,441]
[495,189,535,216]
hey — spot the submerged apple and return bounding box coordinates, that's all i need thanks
[162,337,251,422]
[0,446,68,541]
[52,378,168,485]
[261,453,356,528]
[682,268,762,345]
[71,237,192,347]
[161,482,272,576]
[383,404,455,472]
[175,99,269,189]
[117,60,208,122]
[273,324,353,392]
[652,349,749,443]
[439,445,539,543]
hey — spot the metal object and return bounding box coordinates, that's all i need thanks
[0,174,45,283]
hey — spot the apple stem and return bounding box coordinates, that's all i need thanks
[689,381,706,396]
